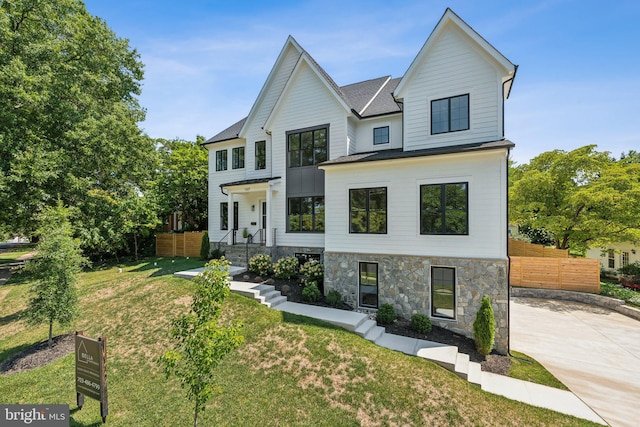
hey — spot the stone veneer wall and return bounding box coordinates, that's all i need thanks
[324,252,509,354]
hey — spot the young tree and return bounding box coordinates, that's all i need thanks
[160,259,243,427]
[23,203,87,347]
[473,296,495,357]
[510,145,640,252]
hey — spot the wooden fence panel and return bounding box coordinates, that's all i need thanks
[508,238,568,258]
[155,231,206,257]
[510,256,600,293]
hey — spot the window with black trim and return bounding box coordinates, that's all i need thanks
[420,183,468,235]
[255,140,266,170]
[215,150,227,171]
[350,187,387,234]
[232,147,244,169]
[288,127,327,167]
[431,94,469,134]
[288,196,324,232]
[373,126,389,145]
[359,262,378,308]
[220,202,228,230]
[431,266,455,319]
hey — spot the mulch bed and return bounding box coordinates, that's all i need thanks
[233,272,511,375]
[1,333,75,375]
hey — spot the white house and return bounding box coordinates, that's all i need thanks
[203,8,517,353]
[587,242,640,274]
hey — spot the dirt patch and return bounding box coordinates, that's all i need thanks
[233,271,511,375]
[1,334,75,375]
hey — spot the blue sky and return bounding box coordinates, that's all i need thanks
[84,0,640,165]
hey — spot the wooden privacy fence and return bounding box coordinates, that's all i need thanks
[510,256,600,293]
[156,231,206,257]
[508,238,568,258]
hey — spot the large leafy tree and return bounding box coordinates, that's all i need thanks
[510,145,640,252]
[155,137,208,231]
[0,0,156,250]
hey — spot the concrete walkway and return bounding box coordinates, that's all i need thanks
[175,268,604,424]
[512,297,640,427]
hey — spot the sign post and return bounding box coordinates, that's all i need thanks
[75,331,108,423]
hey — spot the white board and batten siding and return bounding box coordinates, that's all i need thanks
[266,60,349,249]
[323,149,508,259]
[401,24,504,151]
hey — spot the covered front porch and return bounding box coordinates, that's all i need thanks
[219,177,281,248]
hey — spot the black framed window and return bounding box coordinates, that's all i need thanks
[373,126,389,145]
[220,202,228,230]
[431,94,469,134]
[232,147,244,169]
[288,127,327,167]
[420,183,468,235]
[255,140,266,170]
[359,262,378,308]
[350,187,387,234]
[288,196,324,232]
[431,267,456,319]
[215,150,227,171]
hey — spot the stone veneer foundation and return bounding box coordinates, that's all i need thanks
[323,251,509,354]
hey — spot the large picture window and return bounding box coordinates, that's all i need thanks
[255,140,266,170]
[215,150,227,171]
[431,94,469,134]
[431,267,455,319]
[232,147,244,169]
[288,196,324,232]
[420,183,468,235]
[288,127,327,167]
[350,187,387,234]
[359,262,378,308]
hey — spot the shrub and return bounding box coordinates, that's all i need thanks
[302,283,321,302]
[300,259,324,286]
[210,248,225,260]
[249,254,273,276]
[200,232,210,260]
[619,261,640,283]
[473,296,496,357]
[411,313,432,334]
[376,303,396,325]
[274,256,299,279]
[326,289,342,307]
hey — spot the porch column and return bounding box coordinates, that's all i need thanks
[266,186,273,247]
[227,192,235,245]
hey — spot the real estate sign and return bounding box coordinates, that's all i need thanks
[75,332,108,422]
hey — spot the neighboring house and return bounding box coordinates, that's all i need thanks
[587,242,640,274]
[162,212,183,232]
[203,9,517,353]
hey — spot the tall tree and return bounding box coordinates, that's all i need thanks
[23,202,87,347]
[154,137,208,231]
[510,145,640,252]
[0,0,155,247]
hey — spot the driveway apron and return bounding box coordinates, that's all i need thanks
[511,297,640,427]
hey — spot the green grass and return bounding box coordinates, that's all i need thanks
[0,257,598,426]
[508,351,569,390]
[600,281,640,308]
[0,245,34,264]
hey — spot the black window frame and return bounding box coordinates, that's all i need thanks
[255,140,266,170]
[287,196,325,233]
[431,94,469,135]
[431,266,456,320]
[373,126,389,145]
[215,149,227,171]
[232,146,245,169]
[220,202,228,230]
[420,182,468,235]
[287,126,328,168]
[359,262,378,309]
[349,187,387,234]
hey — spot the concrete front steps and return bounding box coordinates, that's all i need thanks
[231,281,483,386]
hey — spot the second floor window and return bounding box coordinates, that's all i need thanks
[431,94,469,134]
[350,187,387,234]
[288,127,327,167]
[232,147,244,169]
[215,149,227,171]
[255,140,266,170]
[373,126,389,145]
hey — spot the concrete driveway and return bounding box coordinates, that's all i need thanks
[511,297,640,427]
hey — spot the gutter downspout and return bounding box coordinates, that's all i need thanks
[506,148,513,357]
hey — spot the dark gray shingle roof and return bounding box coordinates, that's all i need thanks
[341,76,392,115]
[202,117,246,145]
[360,77,402,117]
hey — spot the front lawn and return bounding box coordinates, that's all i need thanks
[0,257,597,426]
[600,281,640,308]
